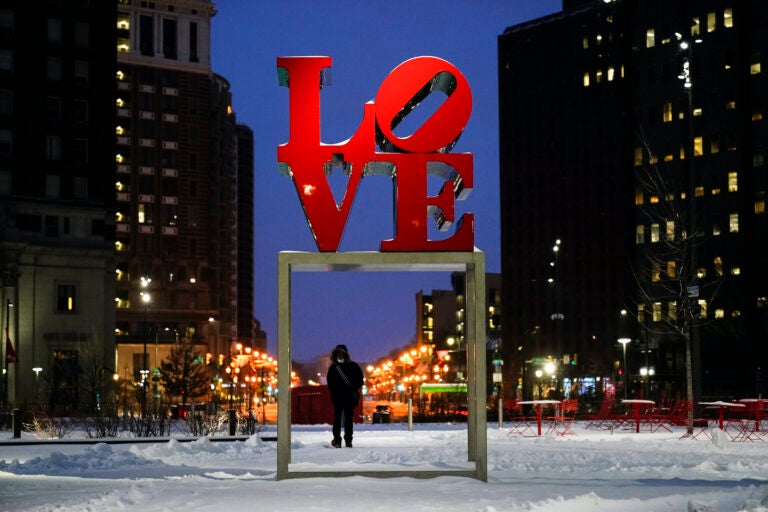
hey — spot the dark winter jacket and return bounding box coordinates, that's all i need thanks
[327,360,364,406]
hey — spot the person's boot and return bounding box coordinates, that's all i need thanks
[331,439,341,448]
[345,438,353,448]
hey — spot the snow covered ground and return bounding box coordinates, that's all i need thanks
[2,421,768,512]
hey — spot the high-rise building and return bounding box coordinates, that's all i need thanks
[113,0,256,394]
[0,2,118,409]
[499,0,768,401]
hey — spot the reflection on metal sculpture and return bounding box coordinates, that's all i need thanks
[277,56,474,252]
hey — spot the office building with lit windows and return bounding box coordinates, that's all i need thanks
[499,0,768,401]
[113,0,258,388]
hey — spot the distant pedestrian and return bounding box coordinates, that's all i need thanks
[326,344,364,448]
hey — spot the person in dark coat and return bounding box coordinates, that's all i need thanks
[326,344,364,448]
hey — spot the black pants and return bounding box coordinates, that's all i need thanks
[332,401,355,443]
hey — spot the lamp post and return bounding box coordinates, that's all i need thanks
[140,276,151,417]
[618,337,631,399]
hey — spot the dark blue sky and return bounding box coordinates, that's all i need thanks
[210,0,561,363]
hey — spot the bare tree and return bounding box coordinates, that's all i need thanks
[630,131,723,434]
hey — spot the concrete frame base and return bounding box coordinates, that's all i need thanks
[276,250,487,481]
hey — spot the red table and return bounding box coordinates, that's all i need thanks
[622,399,655,433]
[518,400,561,436]
[699,401,745,430]
[737,398,766,432]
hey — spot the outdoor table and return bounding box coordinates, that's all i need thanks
[737,398,767,432]
[699,401,745,430]
[621,399,655,433]
[518,400,561,436]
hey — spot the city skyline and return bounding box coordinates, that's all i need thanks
[210,0,561,363]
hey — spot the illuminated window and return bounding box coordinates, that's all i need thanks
[723,8,733,28]
[56,284,76,313]
[751,53,761,75]
[698,299,707,319]
[596,69,603,83]
[713,224,721,236]
[662,102,672,122]
[668,302,677,321]
[651,223,660,243]
[758,297,767,309]
[714,257,723,276]
[756,194,766,214]
[635,225,645,244]
[646,28,655,48]
[652,302,662,322]
[729,213,739,232]
[117,16,130,30]
[117,38,130,53]
[637,303,645,323]
[607,67,615,81]
[666,221,675,241]
[691,17,701,36]
[582,35,589,49]
[693,107,703,116]
[667,261,676,278]
[649,195,659,204]
[138,204,146,224]
[651,263,661,282]
[712,188,721,196]
[726,100,736,109]
[728,172,738,192]
[634,187,644,205]
[693,136,703,156]
[649,154,658,165]
[679,145,686,160]
[583,72,590,87]
[707,12,716,32]
[731,267,741,276]
[715,308,725,319]
[634,147,643,166]
[695,186,704,197]
[697,267,706,279]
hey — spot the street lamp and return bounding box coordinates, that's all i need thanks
[618,337,631,399]
[140,276,151,417]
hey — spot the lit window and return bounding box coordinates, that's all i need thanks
[596,69,603,83]
[713,224,721,236]
[707,12,716,32]
[117,39,130,53]
[116,98,124,107]
[668,302,677,321]
[756,196,766,214]
[729,213,739,232]
[714,257,723,276]
[634,187,644,205]
[663,102,673,122]
[664,154,674,162]
[697,267,706,279]
[731,267,741,276]
[712,188,721,195]
[652,302,662,322]
[637,303,645,323]
[116,154,124,163]
[695,186,705,197]
[666,221,675,241]
[649,195,659,204]
[138,204,146,223]
[56,284,76,313]
[667,261,676,278]
[728,171,738,192]
[691,17,701,36]
[723,8,733,28]
[646,28,655,48]
[693,107,703,116]
[698,299,707,319]
[635,225,645,244]
[715,309,725,319]
[652,263,661,282]
[758,297,767,309]
[651,223,660,243]
[583,72,590,87]
[634,147,643,166]
[751,53,761,75]
[117,17,130,30]
[582,35,589,49]
[607,67,615,81]
[753,111,763,121]
[726,100,736,109]
[693,136,703,156]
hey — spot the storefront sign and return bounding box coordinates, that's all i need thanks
[277,56,474,252]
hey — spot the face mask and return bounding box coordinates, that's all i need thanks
[337,358,346,363]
